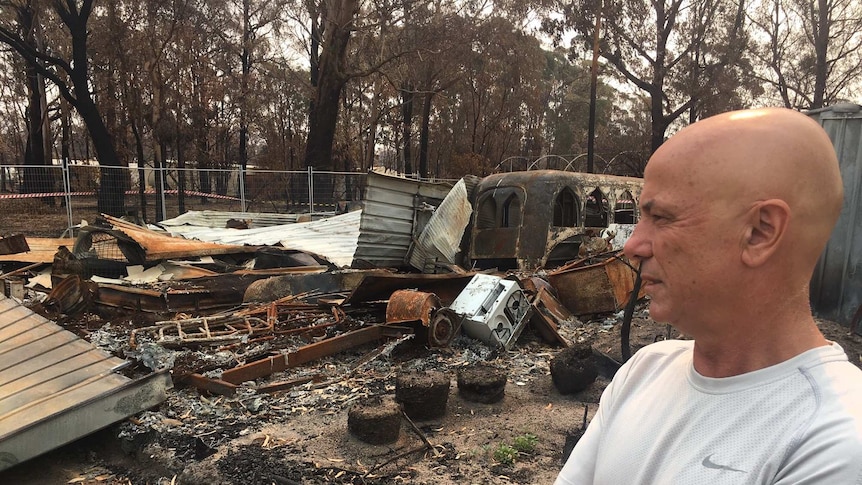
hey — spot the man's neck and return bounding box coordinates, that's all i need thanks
[691,317,828,378]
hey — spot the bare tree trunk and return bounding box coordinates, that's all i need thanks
[302,0,360,171]
[418,92,433,178]
[64,1,125,216]
[649,87,667,153]
[238,0,252,196]
[363,78,383,171]
[811,0,829,109]
[151,77,166,221]
[19,4,53,201]
[401,82,414,175]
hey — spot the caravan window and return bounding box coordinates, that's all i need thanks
[553,187,579,227]
[585,188,610,227]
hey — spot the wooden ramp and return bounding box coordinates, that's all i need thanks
[0,294,172,471]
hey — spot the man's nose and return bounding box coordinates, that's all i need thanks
[623,223,651,262]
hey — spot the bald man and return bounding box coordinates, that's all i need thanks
[556,108,862,484]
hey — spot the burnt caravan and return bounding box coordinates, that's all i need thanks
[468,170,643,270]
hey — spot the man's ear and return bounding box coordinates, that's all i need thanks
[741,199,790,267]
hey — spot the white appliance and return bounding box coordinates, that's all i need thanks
[449,274,532,349]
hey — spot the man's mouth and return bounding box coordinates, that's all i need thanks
[640,276,661,289]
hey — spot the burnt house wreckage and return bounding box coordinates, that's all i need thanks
[0,169,645,472]
[468,170,642,270]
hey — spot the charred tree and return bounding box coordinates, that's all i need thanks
[401,82,414,175]
[418,92,433,178]
[0,0,125,215]
[302,0,360,170]
[14,3,54,202]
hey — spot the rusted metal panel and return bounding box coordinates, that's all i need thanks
[99,215,258,261]
[221,353,287,384]
[183,374,238,396]
[530,287,571,347]
[547,252,643,316]
[808,104,862,327]
[95,283,169,313]
[243,269,384,304]
[220,325,413,384]
[0,235,29,255]
[40,275,97,318]
[95,273,287,314]
[343,271,479,307]
[0,294,172,471]
[286,325,411,367]
[354,172,453,269]
[468,170,643,270]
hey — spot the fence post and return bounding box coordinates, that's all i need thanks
[239,165,247,213]
[62,159,73,235]
[308,166,314,214]
[158,165,167,222]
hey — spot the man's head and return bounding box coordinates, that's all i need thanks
[623,108,843,337]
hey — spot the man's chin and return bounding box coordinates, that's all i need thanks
[646,301,670,324]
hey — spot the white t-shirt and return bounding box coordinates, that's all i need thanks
[556,340,862,485]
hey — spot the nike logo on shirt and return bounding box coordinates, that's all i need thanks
[702,454,746,473]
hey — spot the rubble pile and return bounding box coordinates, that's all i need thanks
[0,171,653,482]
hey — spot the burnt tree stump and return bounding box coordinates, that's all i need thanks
[347,396,401,445]
[395,371,450,420]
[550,344,598,395]
[456,362,507,404]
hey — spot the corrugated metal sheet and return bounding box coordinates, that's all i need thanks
[408,178,473,270]
[0,294,172,470]
[808,104,862,327]
[353,173,454,269]
[159,210,302,228]
[102,215,258,261]
[161,210,362,268]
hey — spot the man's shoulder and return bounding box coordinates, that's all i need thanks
[802,344,862,396]
[786,359,862,483]
[808,355,862,410]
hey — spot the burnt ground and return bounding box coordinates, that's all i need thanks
[1,305,860,485]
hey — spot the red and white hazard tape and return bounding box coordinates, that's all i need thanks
[0,191,95,199]
[0,189,240,201]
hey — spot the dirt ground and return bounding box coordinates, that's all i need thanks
[1,305,859,485]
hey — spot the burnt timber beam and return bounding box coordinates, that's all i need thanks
[221,325,413,384]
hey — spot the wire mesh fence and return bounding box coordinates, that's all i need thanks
[0,163,369,237]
